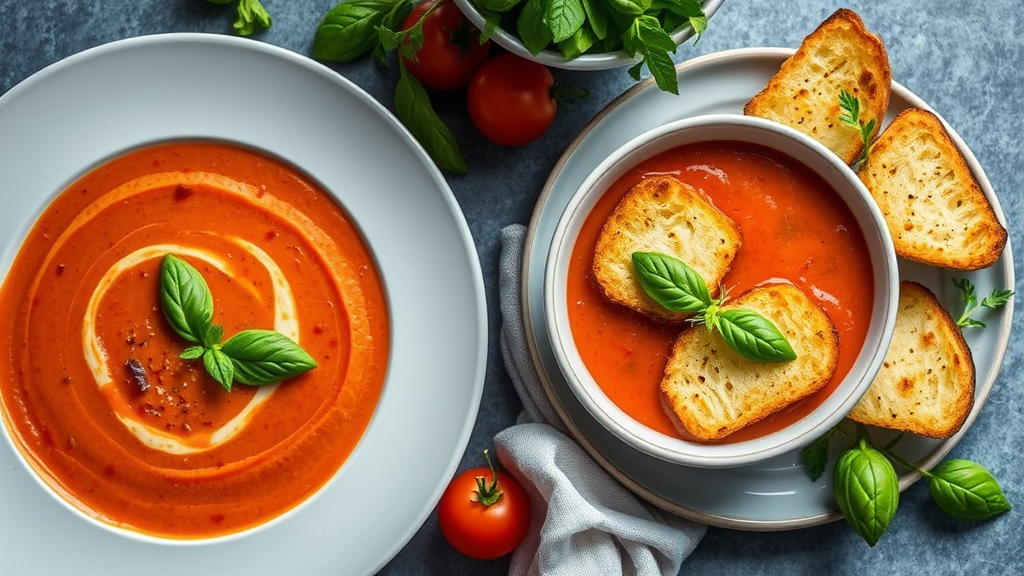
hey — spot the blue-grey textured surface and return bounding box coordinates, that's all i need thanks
[1,1,1021,575]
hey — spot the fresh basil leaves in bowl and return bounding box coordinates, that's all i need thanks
[451,0,723,93]
[542,113,900,469]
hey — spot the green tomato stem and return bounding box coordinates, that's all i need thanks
[473,449,504,507]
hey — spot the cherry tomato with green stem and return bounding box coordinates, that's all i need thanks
[467,53,558,146]
[400,0,490,91]
[437,450,531,560]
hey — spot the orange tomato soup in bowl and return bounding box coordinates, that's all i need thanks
[0,142,389,539]
[545,114,898,468]
[567,142,873,442]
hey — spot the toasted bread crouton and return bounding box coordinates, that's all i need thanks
[744,8,891,165]
[859,108,1007,270]
[660,284,839,440]
[592,175,741,324]
[848,281,975,438]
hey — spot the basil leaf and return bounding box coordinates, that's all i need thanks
[517,0,554,55]
[557,23,598,60]
[833,439,899,547]
[394,63,469,174]
[650,0,706,32]
[545,0,586,43]
[204,348,236,393]
[631,251,712,313]
[160,255,215,346]
[180,345,206,361]
[927,459,1012,520]
[478,8,502,42]
[233,0,272,36]
[604,0,650,16]
[313,0,399,62]
[716,308,797,363]
[802,433,831,482]
[476,0,524,13]
[580,0,608,40]
[625,15,679,95]
[220,330,318,386]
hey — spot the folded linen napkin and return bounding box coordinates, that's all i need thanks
[493,224,706,576]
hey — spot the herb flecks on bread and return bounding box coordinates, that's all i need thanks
[592,175,741,324]
[848,281,975,439]
[859,108,1007,271]
[660,284,838,441]
[744,8,891,165]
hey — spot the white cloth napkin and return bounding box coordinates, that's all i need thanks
[493,224,706,576]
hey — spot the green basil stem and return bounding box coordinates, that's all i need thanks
[878,445,1011,521]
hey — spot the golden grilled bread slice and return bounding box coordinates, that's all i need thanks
[744,8,891,165]
[859,108,1007,270]
[848,281,975,438]
[592,175,741,324]
[660,283,839,441]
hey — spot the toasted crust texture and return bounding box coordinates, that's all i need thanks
[592,175,741,324]
[859,108,1007,270]
[660,284,839,440]
[848,281,975,438]
[744,8,891,165]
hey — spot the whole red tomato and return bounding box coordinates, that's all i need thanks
[467,53,556,146]
[437,452,531,560]
[400,0,490,91]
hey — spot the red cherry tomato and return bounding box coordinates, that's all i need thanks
[437,452,531,560]
[467,53,556,146]
[400,0,490,91]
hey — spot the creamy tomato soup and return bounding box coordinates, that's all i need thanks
[568,142,873,443]
[0,143,389,538]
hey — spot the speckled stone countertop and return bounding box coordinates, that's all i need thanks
[1,1,1021,575]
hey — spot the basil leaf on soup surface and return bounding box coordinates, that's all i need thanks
[160,254,215,345]
[631,251,712,313]
[927,459,1012,520]
[220,329,318,386]
[834,438,899,547]
[715,308,797,363]
[203,348,237,393]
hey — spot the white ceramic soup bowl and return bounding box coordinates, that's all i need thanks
[544,113,899,469]
[452,0,724,71]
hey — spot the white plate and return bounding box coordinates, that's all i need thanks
[0,35,486,574]
[522,48,1014,530]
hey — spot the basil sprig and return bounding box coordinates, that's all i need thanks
[160,254,317,392]
[953,277,1014,328]
[833,436,900,547]
[631,251,796,363]
[314,0,472,173]
[804,425,1012,546]
[839,90,876,169]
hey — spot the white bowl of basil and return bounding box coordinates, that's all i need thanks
[452,0,723,92]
